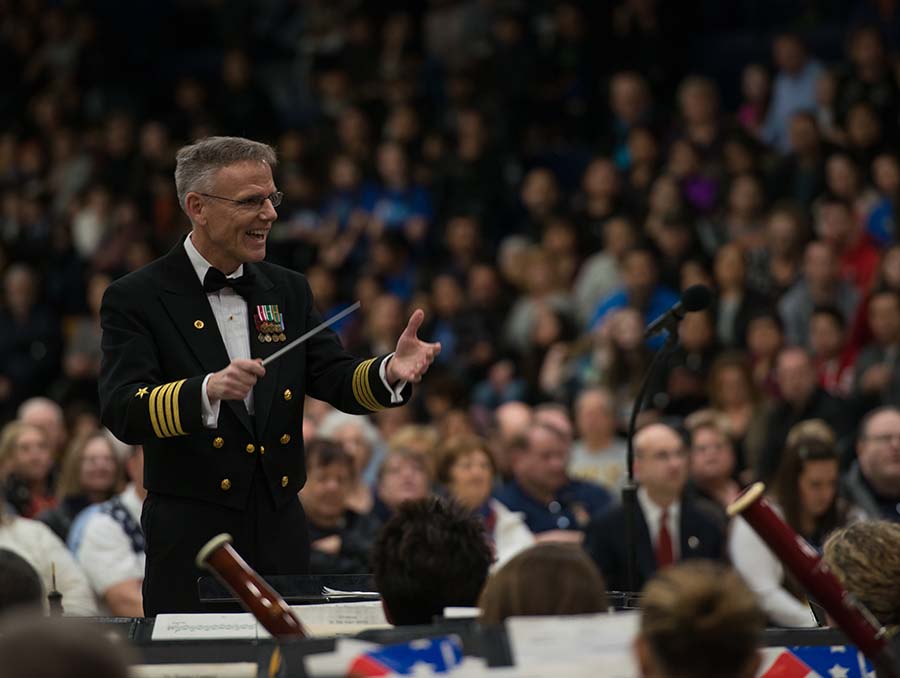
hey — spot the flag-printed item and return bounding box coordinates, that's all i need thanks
[347,635,464,676]
[255,304,286,343]
[758,645,874,678]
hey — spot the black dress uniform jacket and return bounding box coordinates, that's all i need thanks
[99,239,408,613]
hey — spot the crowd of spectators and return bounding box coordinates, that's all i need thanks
[2,0,900,633]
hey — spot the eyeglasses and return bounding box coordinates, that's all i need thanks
[865,432,900,445]
[198,191,283,210]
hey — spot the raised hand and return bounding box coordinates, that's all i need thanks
[386,309,442,385]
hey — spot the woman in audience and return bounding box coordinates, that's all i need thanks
[479,543,607,624]
[684,410,742,512]
[0,477,98,615]
[823,521,900,629]
[317,411,383,514]
[729,428,859,627]
[707,352,765,476]
[0,421,57,518]
[299,439,380,575]
[636,561,764,678]
[372,447,431,523]
[37,431,123,542]
[436,434,533,570]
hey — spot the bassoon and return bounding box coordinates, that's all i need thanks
[728,482,899,678]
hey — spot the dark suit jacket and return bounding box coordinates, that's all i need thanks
[99,240,408,510]
[584,496,726,593]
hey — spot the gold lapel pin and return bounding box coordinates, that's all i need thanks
[194,320,205,329]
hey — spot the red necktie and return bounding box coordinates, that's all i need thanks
[656,508,674,568]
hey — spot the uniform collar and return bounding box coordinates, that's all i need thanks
[183,232,244,285]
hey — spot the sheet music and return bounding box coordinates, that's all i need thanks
[151,613,260,641]
[505,611,640,677]
[130,663,257,678]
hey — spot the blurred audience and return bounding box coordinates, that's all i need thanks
[585,423,726,592]
[300,439,379,575]
[843,406,900,521]
[435,434,533,570]
[495,422,612,540]
[37,430,122,542]
[730,427,858,627]
[73,445,144,617]
[0,421,57,518]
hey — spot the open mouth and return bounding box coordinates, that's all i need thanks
[246,229,268,242]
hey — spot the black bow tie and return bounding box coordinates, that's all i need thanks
[203,267,255,299]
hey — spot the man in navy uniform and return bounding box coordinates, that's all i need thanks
[99,137,440,615]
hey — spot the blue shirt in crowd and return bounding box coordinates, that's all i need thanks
[494,478,613,534]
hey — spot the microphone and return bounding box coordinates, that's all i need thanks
[643,285,712,339]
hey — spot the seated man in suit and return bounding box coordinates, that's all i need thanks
[584,423,725,592]
[494,421,612,542]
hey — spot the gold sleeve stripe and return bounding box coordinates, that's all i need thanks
[352,359,381,411]
[170,379,187,435]
[360,358,385,412]
[148,384,166,438]
[156,381,175,438]
[162,380,178,438]
[148,380,190,438]
[352,359,376,410]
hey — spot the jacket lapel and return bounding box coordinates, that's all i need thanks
[158,240,254,436]
[245,263,280,439]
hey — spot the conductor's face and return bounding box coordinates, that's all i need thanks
[190,160,278,273]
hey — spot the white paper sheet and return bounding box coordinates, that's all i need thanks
[505,611,640,677]
[129,663,257,678]
[150,613,260,641]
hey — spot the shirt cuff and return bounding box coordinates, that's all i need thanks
[201,373,221,428]
[379,353,407,404]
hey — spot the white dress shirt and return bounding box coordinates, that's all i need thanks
[638,486,681,560]
[76,484,146,599]
[184,234,406,428]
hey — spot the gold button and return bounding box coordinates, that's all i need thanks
[260,446,265,454]
[221,479,231,491]
[212,437,224,449]
[283,389,292,401]
[280,434,291,445]
[246,443,255,454]
[281,475,289,487]
[194,320,204,329]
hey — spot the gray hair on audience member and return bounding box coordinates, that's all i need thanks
[317,410,381,449]
[174,136,277,209]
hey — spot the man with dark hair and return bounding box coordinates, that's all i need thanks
[754,345,847,483]
[0,548,43,614]
[495,422,612,539]
[372,496,492,626]
[843,406,900,521]
[589,246,679,349]
[853,289,900,409]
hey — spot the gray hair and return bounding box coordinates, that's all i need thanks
[317,411,381,450]
[174,136,277,209]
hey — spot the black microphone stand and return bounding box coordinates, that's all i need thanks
[623,328,680,593]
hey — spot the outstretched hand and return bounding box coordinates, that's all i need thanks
[386,309,441,384]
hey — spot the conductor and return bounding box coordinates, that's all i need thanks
[99,137,440,615]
